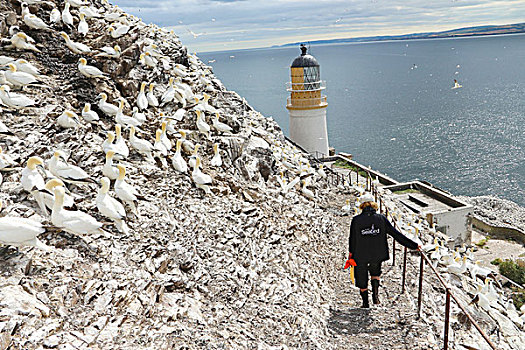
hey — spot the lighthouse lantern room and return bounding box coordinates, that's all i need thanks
[286,44,329,157]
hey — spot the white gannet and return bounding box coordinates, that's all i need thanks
[78,13,88,36]
[115,165,139,214]
[129,126,154,161]
[97,92,118,116]
[60,32,91,55]
[160,121,171,150]
[342,199,352,212]
[191,157,212,194]
[5,63,38,88]
[0,147,16,170]
[137,82,148,111]
[301,180,315,200]
[447,256,468,275]
[95,45,121,59]
[79,6,101,19]
[187,144,202,170]
[317,164,327,178]
[14,59,40,76]
[452,79,462,89]
[62,3,74,26]
[282,176,300,194]
[171,63,187,78]
[470,284,491,312]
[40,178,75,211]
[0,201,50,251]
[0,85,35,109]
[21,7,50,31]
[67,0,88,7]
[21,156,47,214]
[171,139,187,173]
[470,261,493,280]
[103,151,119,180]
[102,131,117,155]
[78,58,107,79]
[114,124,129,159]
[0,56,15,65]
[81,103,99,123]
[174,77,194,102]
[132,107,146,124]
[109,23,130,38]
[212,113,232,133]
[96,177,128,233]
[171,108,186,122]
[50,8,60,23]
[57,110,81,128]
[147,83,158,107]
[160,77,176,105]
[179,130,195,154]
[116,98,141,127]
[210,143,222,167]
[195,110,210,138]
[9,32,40,52]
[139,52,157,69]
[153,130,168,157]
[49,150,93,184]
[51,186,103,235]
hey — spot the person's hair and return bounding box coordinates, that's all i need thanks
[360,201,378,210]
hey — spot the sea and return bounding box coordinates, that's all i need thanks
[200,34,525,206]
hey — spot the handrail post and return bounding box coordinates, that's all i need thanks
[401,247,407,293]
[356,169,359,185]
[444,289,451,350]
[417,252,424,318]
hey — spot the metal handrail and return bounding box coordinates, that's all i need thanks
[286,80,326,91]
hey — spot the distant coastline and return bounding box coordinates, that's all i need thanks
[275,22,525,48]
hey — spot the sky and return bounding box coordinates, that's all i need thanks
[111,0,525,53]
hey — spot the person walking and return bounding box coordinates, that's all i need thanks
[344,193,420,308]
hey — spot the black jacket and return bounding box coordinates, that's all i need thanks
[349,207,418,264]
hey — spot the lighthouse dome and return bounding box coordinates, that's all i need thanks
[291,45,319,67]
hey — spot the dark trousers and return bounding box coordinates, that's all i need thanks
[354,261,382,289]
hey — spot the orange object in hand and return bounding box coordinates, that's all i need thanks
[344,252,357,269]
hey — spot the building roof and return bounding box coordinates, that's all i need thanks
[291,45,319,67]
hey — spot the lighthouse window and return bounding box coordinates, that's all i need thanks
[303,66,320,90]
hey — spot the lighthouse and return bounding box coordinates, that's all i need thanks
[286,45,329,157]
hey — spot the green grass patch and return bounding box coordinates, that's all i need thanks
[491,258,525,309]
[475,236,490,248]
[333,160,369,177]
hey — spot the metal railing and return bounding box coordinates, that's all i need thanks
[286,96,327,108]
[286,80,326,92]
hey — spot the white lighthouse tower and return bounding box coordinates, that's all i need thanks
[286,45,329,157]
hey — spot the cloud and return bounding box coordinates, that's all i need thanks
[111,0,525,52]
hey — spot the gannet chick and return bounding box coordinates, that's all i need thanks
[160,121,171,150]
[81,103,99,123]
[52,186,103,235]
[114,124,129,159]
[0,147,16,170]
[0,201,50,251]
[139,52,157,69]
[153,130,168,157]
[61,3,74,26]
[0,85,35,109]
[147,83,158,107]
[5,63,38,88]
[115,165,139,214]
[132,107,146,124]
[95,45,121,59]
[49,150,93,185]
[210,143,222,167]
[171,139,187,173]
[14,59,40,76]
[129,126,154,161]
[10,32,40,52]
[188,144,201,169]
[96,177,128,233]
[60,32,91,54]
[116,98,141,127]
[191,157,212,194]
[109,23,130,38]
[78,13,88,36]
[21,156,47,214]
[195,110,210,138]
[50,8,60,23]
[137,82,148,111]
[97,92,118,116]
[57,110,81,128]
[212,113,232,133]
[103,151,119,180]
[78,58,107,79]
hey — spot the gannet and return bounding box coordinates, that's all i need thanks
[191,157,212,194]
[173,77,194,101]
[171,64,187,77]
[57,110,81,128]
[102,131,117,155]
[61,3,74,26]
[115,98,141,127]
[317,164,327,178]
[49,150,93,185]
[447,256,468,275]
[129,126,154,161]
[21,8,50,31]
[95,45,121,59]
[210,143,222,167]
[139,52,157,69]
[14,59,40,76]
[147,83,158,107]
[96,177,128,233]
[201,93,217,113]
[115,165,139,214]
[114,124,129,159]
[39,178,76,212]
[342,199,352,212]
[0,147,16,170]
[160,77,176,105]
[79,6,101,19]
[81,103,99,123]
[60,32,91,54]
[21,156,47,214]
[9,32,40,52]
[103,151,119,180]
[470,284,491,312]
[452,79,462,89]
[97,92,118,116]
[109,24,130,38]
[137,82,148,110]
[188,144,201,169]
[0,56,15,65]
[212,113,232,133]
[50,8,60,23]
[51,186,103,235]
[143,43,163,57]
[195,110,210,138]
[0,201,50,251]
[160,122,171,150]
[0,85,35,108]
[301,180,315,200]
[78,13,88,36]
[67,0,87,8]
[153,130,168,157]
[171,139,187,173]
[78,58,107,79]
[170,108,186,122]
[282,176,300,194]
[5,63,38,88]
[470,261,493,280]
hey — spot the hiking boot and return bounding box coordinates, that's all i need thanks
[360,290,369,308]
[371,279,380,305]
